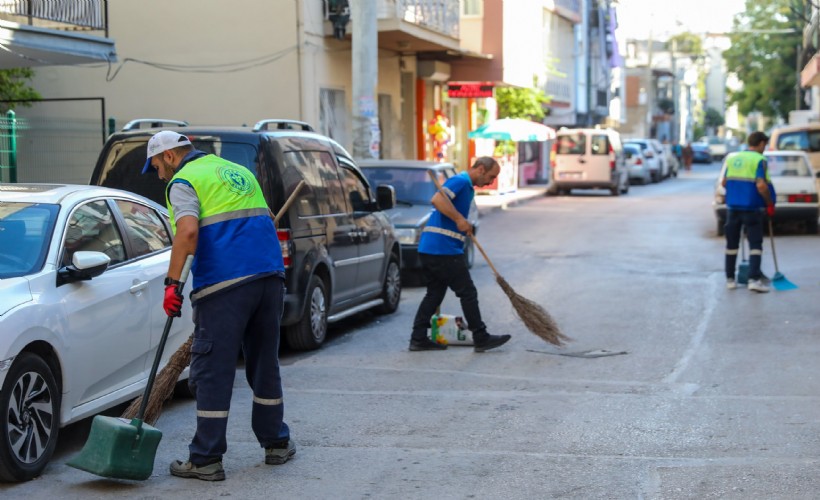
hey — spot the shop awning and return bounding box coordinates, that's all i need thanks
[0,20,116,68]
[468,118,556,142]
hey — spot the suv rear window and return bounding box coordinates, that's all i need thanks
[97,137,258,205]
[776,130,820,152]
[556,134,586,154]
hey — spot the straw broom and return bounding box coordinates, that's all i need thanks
[427,171,569,347]
[122,180,306,424]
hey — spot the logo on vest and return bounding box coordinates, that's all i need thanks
[217,166,255,196]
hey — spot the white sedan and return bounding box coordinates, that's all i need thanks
[713,151,820,235]
[0,184,193,482]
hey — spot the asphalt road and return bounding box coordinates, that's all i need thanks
[3,162,819,499]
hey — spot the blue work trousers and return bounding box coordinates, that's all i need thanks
[725,208,764,281]
[188,275,289,465]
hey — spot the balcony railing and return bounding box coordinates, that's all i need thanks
[377,0,459,39]
[0,0,108,36]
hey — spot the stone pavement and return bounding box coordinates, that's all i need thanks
[474,184,549,216]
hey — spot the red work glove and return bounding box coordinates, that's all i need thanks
[766,204,775,218]
[163,285,183,317]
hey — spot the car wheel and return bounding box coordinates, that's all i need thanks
[464,238,476,269]
[0,353,60,482]
[716,218,725,237]
[376,255,401,314]
[621,177,630,194]
[285,275,328,351]
[806,218,818,235]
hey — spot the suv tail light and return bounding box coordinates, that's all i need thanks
[550,141,557,168]
[788,193,818,203]
[635,157,642,165]
[277,229,293,268]
[609,144,615,170]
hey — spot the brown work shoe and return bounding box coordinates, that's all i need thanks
[265,440,296,465]
[169,460,225,481]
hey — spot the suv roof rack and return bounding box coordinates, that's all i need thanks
[253,119,314,132]
[122,119,189,131]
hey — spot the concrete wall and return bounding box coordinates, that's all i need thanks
[18,0,406,182]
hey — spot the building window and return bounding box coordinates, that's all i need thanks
[319,88,349,148]
[462,0,482,16]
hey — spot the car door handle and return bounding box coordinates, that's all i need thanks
[129,281,149,294]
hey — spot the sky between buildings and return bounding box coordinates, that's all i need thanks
[616,0,747,40]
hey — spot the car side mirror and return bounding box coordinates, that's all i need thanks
[376,184,395,210]
[57,251,111,286]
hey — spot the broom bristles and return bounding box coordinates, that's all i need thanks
[121,335,193,425]
[496,275,570,347]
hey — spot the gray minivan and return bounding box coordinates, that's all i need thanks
[549,128,629,196]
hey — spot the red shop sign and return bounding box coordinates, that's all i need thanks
[447,82,494,98]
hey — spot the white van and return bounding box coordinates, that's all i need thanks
[549,128,629,196]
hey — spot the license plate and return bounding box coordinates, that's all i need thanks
[559,172,582,180]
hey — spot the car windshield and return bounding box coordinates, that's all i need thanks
[0,202,59,279]
[362,167,442,205]
[775,130,820,152]
[766,155,813,177]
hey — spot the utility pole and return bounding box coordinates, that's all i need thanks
[350,0,379,159]
[645,21,654,139]
[671,38,678,143]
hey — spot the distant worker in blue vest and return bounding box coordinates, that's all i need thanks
[722,131,776,293]
[143,130,293,481]
[409,156,512,352]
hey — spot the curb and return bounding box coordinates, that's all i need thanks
[476,188,548,217]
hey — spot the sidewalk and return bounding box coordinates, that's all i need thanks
[474,184,549,216]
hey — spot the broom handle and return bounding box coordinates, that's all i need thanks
[274,180,306,225]
[767,217,781,274]
[426,170,501,278]
[136,254,194,424]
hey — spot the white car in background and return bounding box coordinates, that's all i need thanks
[0,184,193,482]
[713,151,820,235]
[624,139,662,182]
[624,143,652,185]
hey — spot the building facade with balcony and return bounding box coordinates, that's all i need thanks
[16,0,464,183]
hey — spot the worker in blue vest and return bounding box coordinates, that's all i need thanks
[722,131,775,293]
[409,156,511,352]
[143,130,293,481]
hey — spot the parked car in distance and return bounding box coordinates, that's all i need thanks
[624,143,652,185]
[768,121,820,171]
[662,143,679,177]
[649,139,671,178]
[359,160,479,283]
[0,184,194,482]
[699,136,728,161]
[90,118,401,351]
[691,142,713,164]
[623,139,662,182]
[713,151,820,235]
[550,127,629,196]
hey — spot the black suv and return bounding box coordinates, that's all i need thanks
[90,119,402,350]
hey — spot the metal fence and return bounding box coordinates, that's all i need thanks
[378,0,460,39]
[0,102,105,185]
[0,0,107,34]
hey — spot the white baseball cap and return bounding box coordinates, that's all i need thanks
[142,131,192,174]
